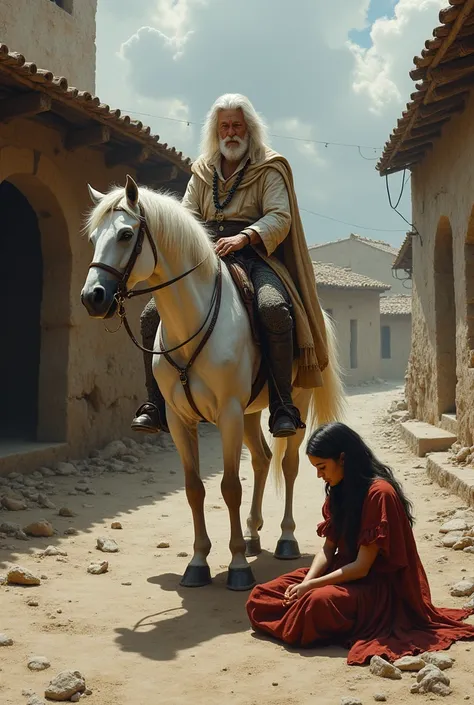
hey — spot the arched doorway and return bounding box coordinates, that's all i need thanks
[0,182,43,440]
[434,217,457,416]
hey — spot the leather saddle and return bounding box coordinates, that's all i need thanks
[225,257,260,344]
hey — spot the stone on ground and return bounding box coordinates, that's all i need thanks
[44,670,86,701]
[369,655,402,680]
[7,566,41,586]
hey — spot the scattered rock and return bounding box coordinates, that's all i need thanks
[421,652,455,670]
[96,537,119,553]
[0,521,21,535]
[440,518,472,534]
[1,496,27,511]
[87,561,108,575]
[453,536,474,550]
[24,520,54,538]
[373,696,387,703]
[0,633,13,646]
[411,664,451,695]
[64,528,78,536]
[157,542,170,549]
[26,695,46,705]
[99,440,128,460]
[341,698,362,705]
[27,599,39,606]
[463,595,474,609]
[464,546,474,555]
[111,522,122,530]
[393,655,425,671]
[369,655,402,680]
[455,447,471,463]
[396,401,408,411]
[177,551,189,558]
[58,507,75,518]
[41,546,67,558]
[7,566,41,586]
[28,655,51,671]
[441,532,463,548]
[44,670,86,701]
[55,462,77,477]
[37,495,56,510]
[70,694,82,703]
[450,578,474,597]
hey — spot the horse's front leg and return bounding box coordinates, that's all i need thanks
[167,409,212,587]
[217,399,256,591]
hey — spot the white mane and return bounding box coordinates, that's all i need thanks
[86,185,217,278]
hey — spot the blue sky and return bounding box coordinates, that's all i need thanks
[96,0,445,250]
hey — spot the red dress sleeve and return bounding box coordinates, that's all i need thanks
[357,480,410,570]
[316,497,337,543]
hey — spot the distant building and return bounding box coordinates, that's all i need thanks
[309,233,411,296]
[380,295,412,380]
[313,262,390,385]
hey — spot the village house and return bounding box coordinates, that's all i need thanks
[0,0,191,473]
[313,262,390,385]
[309,233,411,296]
[378,0,474,467]
[309,235,412,380]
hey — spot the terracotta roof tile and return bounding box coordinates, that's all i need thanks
[313,261,390,291]
[0,43,192,179]
[310,233,399,257]
[378,0,474,176]
[380,294,412,316]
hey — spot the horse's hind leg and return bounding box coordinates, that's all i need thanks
[274,389,311,560]
[217,400,256,591]
[167,410,212,587]
[243,411,271,557]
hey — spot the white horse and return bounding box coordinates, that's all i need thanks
[81,176,345,591]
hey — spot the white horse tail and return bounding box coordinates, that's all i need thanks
[307,310,346,432]
[270,310,346,491]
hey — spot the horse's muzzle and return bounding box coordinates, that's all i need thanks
[81,281,118,319]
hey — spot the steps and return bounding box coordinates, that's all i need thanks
[426,453,474,508]
[440,413,458,435]
[400,420,457,457]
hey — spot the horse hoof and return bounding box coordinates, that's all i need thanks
[226,566,257,591]
[245,536,262,557]
[179,564,212,588]
[274,539,301,560]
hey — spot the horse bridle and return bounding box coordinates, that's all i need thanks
[87,203,222,420]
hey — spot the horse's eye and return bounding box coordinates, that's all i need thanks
[119,229,134,242]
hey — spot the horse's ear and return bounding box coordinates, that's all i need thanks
[125,174,139,209]
[88,184,106,204]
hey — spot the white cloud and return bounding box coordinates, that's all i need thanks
[348,0,445,114]
[96,0,445,246]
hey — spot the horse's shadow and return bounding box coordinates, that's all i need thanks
[114,549,311,661]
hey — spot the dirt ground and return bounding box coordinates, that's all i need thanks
[1,382,473,705]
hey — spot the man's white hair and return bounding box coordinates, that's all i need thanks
[200,93,270,163]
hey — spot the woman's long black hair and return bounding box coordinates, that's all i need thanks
[306,422,414,557]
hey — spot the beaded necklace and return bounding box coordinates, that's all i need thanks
[212,159,250,231]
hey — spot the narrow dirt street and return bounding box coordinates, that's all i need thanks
[1,383,473,705]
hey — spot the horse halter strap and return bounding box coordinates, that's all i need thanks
[88,203,157,297]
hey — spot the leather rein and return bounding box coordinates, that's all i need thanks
[88,203,222,421]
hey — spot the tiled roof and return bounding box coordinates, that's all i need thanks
[393,232,413,272]
[313,261,391,292]
[309,233,399,257]
[380,294,412,316]
[0,43,191,185]
[378,0,474,176]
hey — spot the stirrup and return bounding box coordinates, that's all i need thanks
[269,405,305,438]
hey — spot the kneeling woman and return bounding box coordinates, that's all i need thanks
[246,423,474,665]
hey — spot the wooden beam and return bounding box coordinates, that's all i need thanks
[136,163,179,186]
[64,125,111,151]
[429,73,474,101]
[0,91,51,122]
[418,93,467,116]
[397,136,436,153]
[411,116,451,134]
[105,145,150,169]
[429,52,474,86]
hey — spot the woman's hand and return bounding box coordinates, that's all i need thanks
[215,233,249,257]
[283,580,314,605]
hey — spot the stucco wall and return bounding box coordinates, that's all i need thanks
[0,0,97,92]
[318,287,382,385]
[380,315,411,380]
[309,240,408,295]
[408,90,474,445]
[0,116,175,466]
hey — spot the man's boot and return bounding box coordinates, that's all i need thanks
[265,328,305,438]
[131,304,169,434]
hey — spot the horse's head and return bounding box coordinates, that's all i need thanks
[81,175,157,319]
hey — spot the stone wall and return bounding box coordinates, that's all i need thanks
[408,90,474,445]
[0,0,97,92]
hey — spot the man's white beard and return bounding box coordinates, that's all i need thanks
[219,134,249,162]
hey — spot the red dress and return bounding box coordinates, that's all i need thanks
[246,479,474,664]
